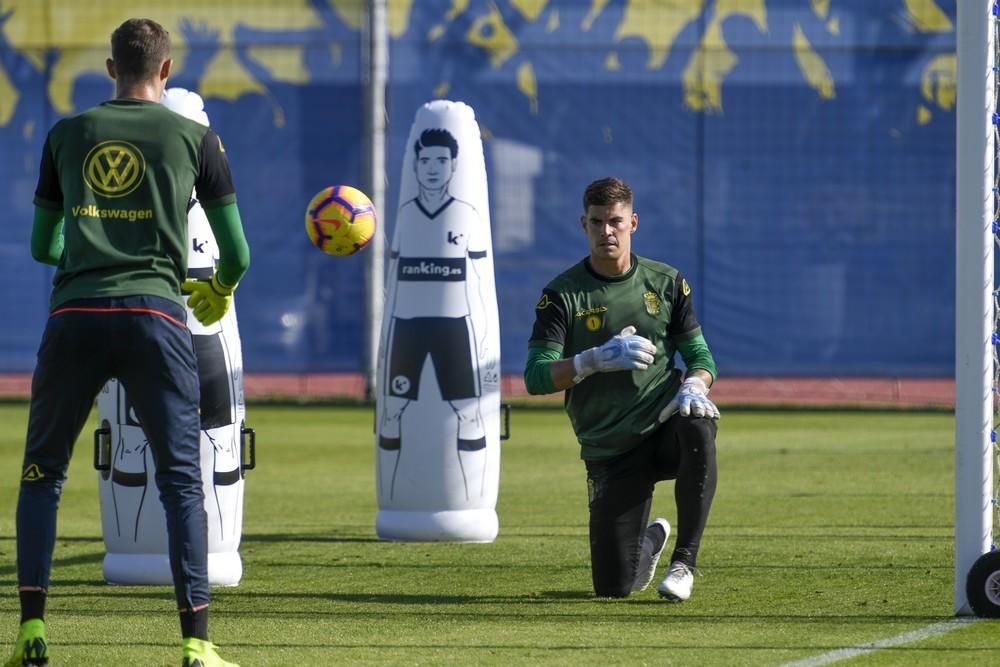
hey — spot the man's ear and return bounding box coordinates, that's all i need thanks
[106,58,116,80]
[159,58,172,81]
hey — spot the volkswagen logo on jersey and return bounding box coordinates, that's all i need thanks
[83,140,146,198]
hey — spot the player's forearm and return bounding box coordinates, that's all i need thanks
[30,207,64,266]
[204,202,250,286]
[676,333,717,384]
[547,357,578,391]
[524,346,563,394]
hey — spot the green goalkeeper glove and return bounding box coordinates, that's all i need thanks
[181,274,236,326]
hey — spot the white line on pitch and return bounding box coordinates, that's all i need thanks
[779,618,979,667]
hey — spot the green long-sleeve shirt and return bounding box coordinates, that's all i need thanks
[524,255,717,459]
[32,98,249,308]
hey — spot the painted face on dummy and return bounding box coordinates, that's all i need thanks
[414,145,455,191]
[581,201,638,275]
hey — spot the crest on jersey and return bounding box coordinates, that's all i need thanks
[643,291,661,315]
[585,315,602,331]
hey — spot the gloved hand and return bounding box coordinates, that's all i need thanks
[573,325,656,383]
[181,274,236,326]
[659,375,720,421]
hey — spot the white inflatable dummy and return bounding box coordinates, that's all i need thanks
[94,88,250,585]
[375,100,502,542]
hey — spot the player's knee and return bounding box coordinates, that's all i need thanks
[591,565,635,598]
[675,414,716,439]
[675,415,717,453]
[593,582,632,598]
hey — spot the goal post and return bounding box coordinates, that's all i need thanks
[954,0,997,616]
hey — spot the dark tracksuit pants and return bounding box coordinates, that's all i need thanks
[585,414,718,598]
[17,295,209,610]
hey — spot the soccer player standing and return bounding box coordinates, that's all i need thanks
[523,177,719,601]
[7,18,249,667]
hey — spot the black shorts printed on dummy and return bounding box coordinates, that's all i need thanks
[385,316,479,401]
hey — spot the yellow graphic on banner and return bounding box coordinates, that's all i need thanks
[0,1,322,115]
[582,0,613,33]
[811,0,831,19]
[516,62,538,114]
[0,59,15,126]
[617,0,705,70]
[0,1,958,129]
[467,5,519,68]
[903,0,952,32]
[511,0,548,22]
[916,53,955,125]
[792,23,835,100]
[684,0,767,113]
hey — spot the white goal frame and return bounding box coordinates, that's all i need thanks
[955,0,997,616]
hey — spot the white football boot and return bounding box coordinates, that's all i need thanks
[657,561,694,602]
[631,518,670,592]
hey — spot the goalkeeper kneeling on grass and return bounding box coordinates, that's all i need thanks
[523,176,719,602]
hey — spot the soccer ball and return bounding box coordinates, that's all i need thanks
[304,185,377,256]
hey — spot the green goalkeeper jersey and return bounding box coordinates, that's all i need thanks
[33,98,237,309]
[526,254,717,460]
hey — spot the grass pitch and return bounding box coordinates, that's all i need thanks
[0,404,997,665]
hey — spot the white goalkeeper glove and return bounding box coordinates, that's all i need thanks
[659,375,720,421]
[572,325,656,384]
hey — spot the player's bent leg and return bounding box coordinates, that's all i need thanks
[4,619,47,667]
[587,483,653,597]
[653,415,717,603]
[666,415,718,567]
[181,637,239,667]
[632,518,670,593]
[586,443,657,597]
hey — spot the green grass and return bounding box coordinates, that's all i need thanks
[0,404,997,665]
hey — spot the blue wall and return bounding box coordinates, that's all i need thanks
[0,1,958,377]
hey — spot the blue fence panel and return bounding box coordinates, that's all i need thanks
[0,1,960,377]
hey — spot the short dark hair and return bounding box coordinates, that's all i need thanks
[111,18,170,83]
[583,177,633,211]
[414,128,459,158]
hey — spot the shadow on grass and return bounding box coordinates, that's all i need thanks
[243,532,380,544]
[0,549,104,579]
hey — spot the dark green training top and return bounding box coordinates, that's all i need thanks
[33,98,237,309]
[525,254,717,459]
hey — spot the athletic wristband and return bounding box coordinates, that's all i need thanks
[210,273,236,296]
[572,350,593,384]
